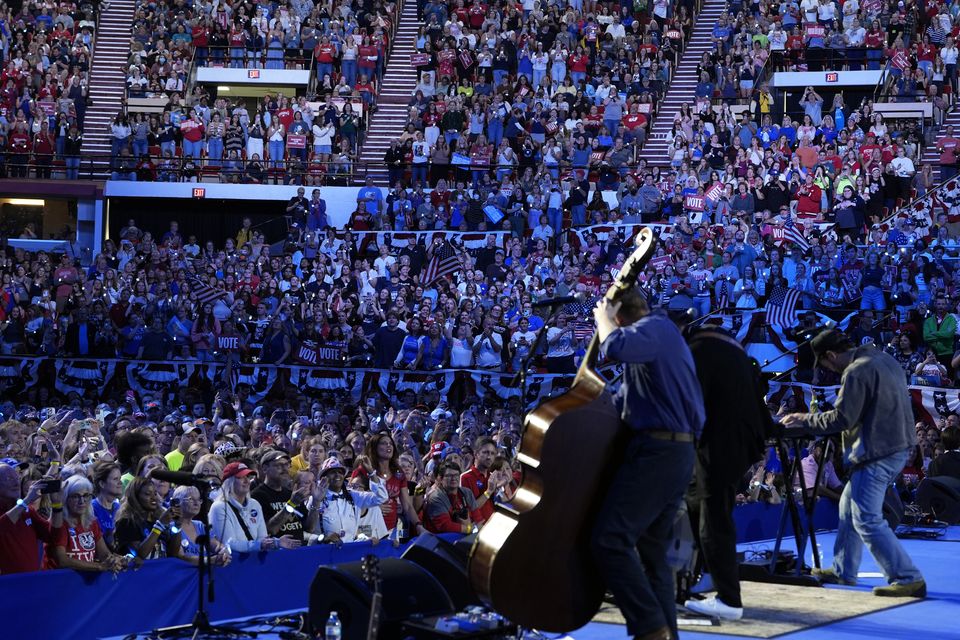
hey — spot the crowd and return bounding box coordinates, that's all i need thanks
[108,0,401,180]
[0,0,96,179]
[6,0,960,581]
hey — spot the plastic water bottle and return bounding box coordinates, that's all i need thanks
[325,612,342,640]
[809,394,819,414]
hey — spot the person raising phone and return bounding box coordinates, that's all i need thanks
[0,464,64,573]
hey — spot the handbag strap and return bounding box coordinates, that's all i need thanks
[227,501,255,541]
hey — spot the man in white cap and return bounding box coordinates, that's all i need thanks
[316,456,387,544]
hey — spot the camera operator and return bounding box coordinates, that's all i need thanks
[785,311,827,383]
[424,460,482,534]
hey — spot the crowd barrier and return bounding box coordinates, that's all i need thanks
[0,503,837,639]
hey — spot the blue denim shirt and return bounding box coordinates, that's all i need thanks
[601,312,705,438]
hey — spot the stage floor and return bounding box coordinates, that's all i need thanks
[106,527,960,640]
[576,526,960,640]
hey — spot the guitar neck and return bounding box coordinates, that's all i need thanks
[366,592,382,640]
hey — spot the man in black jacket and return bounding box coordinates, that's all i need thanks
[677,317,769,620]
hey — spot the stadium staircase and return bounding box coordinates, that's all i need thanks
[921,107,960,169]
[358,0,420,185]
[82,0,138,176]
[639,0,730,166]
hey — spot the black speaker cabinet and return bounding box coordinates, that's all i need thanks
[309,557,455,640]
[916,476,960,524]
[883,483,904,529]
[401,532,480,609]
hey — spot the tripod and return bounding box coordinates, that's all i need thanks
[154,534,254,639]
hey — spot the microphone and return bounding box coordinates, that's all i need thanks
[149,468,220,488]
[531,292,589,308]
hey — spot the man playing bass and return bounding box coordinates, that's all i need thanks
[592,290,705,640]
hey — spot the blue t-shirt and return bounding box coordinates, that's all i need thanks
[92,497,120,546]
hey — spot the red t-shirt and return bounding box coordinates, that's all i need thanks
[43,520,102,569]
[0,504,57,574]
[622,113,648,130]
[460,466,494,523]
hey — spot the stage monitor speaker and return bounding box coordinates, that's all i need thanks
[401,532,480,609]
[308,557,455,640]
[916,476,960,524]
[883,483,904,530]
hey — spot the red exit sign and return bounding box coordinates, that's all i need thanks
[247,69,260,79]
[825,72,839,82]
[192,187,206,199]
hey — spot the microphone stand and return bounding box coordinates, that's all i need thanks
[154,485,252,639]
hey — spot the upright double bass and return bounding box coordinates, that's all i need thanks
[469,228,658,632]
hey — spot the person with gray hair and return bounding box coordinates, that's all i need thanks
[44,474,126,573]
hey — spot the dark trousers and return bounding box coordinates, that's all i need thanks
[592,432,695,637]
[686,461,742,607]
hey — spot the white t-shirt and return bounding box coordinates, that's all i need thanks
[473,332,503,368]
[546,326,575,357]
[374,255,396,277]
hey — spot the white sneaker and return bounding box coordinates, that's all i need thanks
[684,596,744,621]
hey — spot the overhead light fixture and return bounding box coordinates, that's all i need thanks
[6,199,44,206]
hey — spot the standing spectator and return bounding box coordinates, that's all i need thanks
[0,464,64,574]
[44,475,126,572]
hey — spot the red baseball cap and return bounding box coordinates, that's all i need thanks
[223,462,256,480]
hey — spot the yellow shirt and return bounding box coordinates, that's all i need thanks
[290,453,309,477]
[165,449,185,472]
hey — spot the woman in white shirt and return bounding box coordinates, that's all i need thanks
[208,462,300,553]
[531,213,554,242]
[472,317,503,369]
[449,322,475,368]
[311,120,334,161]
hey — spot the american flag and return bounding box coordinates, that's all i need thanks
[765,286,801,328]
[717,278,730,310]
[566,298,598,341]
[421,241,460,286]
[186,272,226,307]
[779,214,810,253]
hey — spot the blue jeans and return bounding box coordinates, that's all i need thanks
[412,162,428,186]
[268,140,285,168]
[860,285,885,311]
[341,59,357,87]
[207,137,224,162]
[132,138,148,158]
[593,432,695,638]
[571,204,586,227]
[692,295,711,318]
[182,139,202,160]
[833,448,923,585]
[230,47,245,68]
[547,207,562,233]
[65,155,80,180]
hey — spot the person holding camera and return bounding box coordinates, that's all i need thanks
[0,463,64,573]
[44,474,127,573]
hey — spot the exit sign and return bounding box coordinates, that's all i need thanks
[825,72,838,82]
[192,187,206,199]
[247,69,260,79]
